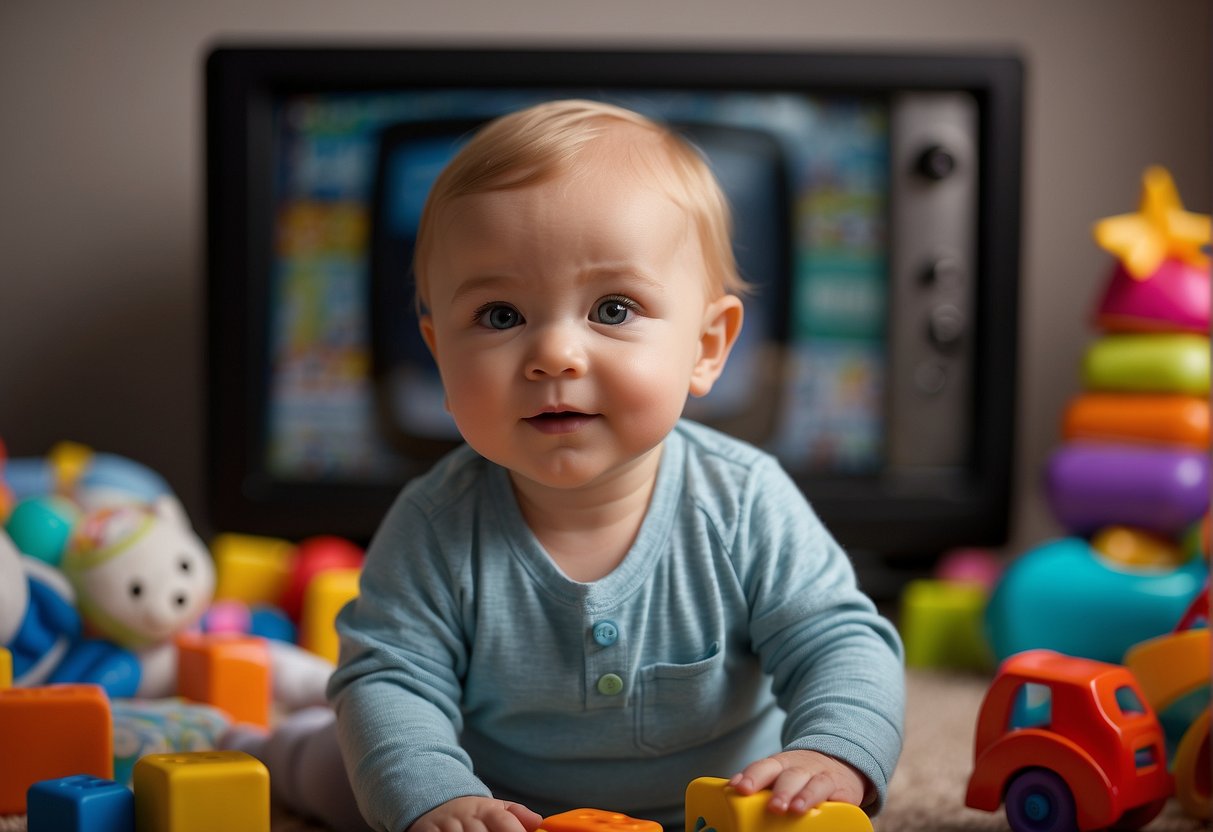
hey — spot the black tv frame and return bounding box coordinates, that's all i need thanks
[205,44,1022,578]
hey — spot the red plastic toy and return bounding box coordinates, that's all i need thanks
[965,649,1173,831]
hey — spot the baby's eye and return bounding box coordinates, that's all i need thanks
[474,303,523,330]
[592,297,636,326]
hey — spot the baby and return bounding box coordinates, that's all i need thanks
[325,99,904,832]
[223,98,904,832]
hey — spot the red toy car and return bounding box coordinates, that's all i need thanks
[965,649,1173,831]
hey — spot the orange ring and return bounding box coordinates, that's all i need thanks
[1174,707,1211,820]
[1123,630,1210,711]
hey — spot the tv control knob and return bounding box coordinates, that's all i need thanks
[922,255,963,290]
[916,144,958,180]
[914,360,948,395]
[928,303,965,348]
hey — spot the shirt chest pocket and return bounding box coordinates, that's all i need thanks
[636,643,729,754]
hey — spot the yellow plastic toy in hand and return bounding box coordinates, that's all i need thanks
[684,777,873,832]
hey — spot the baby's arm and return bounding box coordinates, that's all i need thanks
[411,796,542,832]
[736,459,905,814]
[728,750,866,814]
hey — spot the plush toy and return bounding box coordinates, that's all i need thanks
[0,526,141,695]
[61,496,216,697]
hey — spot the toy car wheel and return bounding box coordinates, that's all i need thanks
[1004,768,1078,832]
[1111,798,1167,830]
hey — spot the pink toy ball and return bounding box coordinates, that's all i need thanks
[281,535,365,623]
[203,599,253,634]
[934,547,1003,591]
[4,494,81,566]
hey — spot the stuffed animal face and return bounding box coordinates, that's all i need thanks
[63,497,215,650]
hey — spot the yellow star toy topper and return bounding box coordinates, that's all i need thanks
[1092,166,1211,280]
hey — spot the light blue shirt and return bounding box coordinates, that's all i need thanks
[329,420,904,832]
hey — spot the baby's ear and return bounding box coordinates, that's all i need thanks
[689,295,744,398]
[419,314,438,359]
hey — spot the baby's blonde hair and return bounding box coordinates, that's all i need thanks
[413,99,745,303]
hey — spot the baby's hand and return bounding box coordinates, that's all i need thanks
[410,795,543,832]
[728,750,866,814]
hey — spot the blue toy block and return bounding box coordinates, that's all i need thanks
[248,604,296,643]
[27,774,134,832]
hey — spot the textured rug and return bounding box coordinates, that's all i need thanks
[2,670,1208,831]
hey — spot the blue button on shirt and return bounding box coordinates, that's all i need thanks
[592,621,619,647]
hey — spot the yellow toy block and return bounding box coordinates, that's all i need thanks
[300,567,360,663]
[133,750,269,832]
[0,646,10,688]
[211,533,295,606]
[684,777,872,832]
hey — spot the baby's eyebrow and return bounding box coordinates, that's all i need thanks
[449,274,520,304]
[578,266,665,293]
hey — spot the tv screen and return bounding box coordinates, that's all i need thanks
[207,46,1022,593]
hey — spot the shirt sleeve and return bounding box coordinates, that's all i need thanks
[734,457,905,813]
[326,492,491,832]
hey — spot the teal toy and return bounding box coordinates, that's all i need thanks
[985,537,1207,664]
[5,495,80,566]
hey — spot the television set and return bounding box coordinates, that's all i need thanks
[206,45,1022,595]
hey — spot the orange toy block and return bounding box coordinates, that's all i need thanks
[176,633,272,727]
[210,533,295,606]
[134,750,269,832]
[1062,392,1210,449]
[300,567,360,663]
[542,808,663,832]
[0,684,113,814]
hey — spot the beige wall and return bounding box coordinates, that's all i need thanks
[0,0,1209,554]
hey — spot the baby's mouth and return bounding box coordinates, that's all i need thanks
[524,411,597,435]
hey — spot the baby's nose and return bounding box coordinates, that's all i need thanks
[525,323,588,379]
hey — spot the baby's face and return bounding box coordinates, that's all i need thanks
[420,156,733,494]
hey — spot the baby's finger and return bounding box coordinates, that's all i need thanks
[765,767,815,813]
[783,772,838,815]
[727,757,784,794]
[504,802,544,832]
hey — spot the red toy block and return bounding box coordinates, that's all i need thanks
[176,633,271,728]
[0,684,113,814]
[279,536,363,623]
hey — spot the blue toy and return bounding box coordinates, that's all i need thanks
[26,774,134,832]
[985,536,1207,664]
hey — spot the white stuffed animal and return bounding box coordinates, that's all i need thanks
[61,496,215,697]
